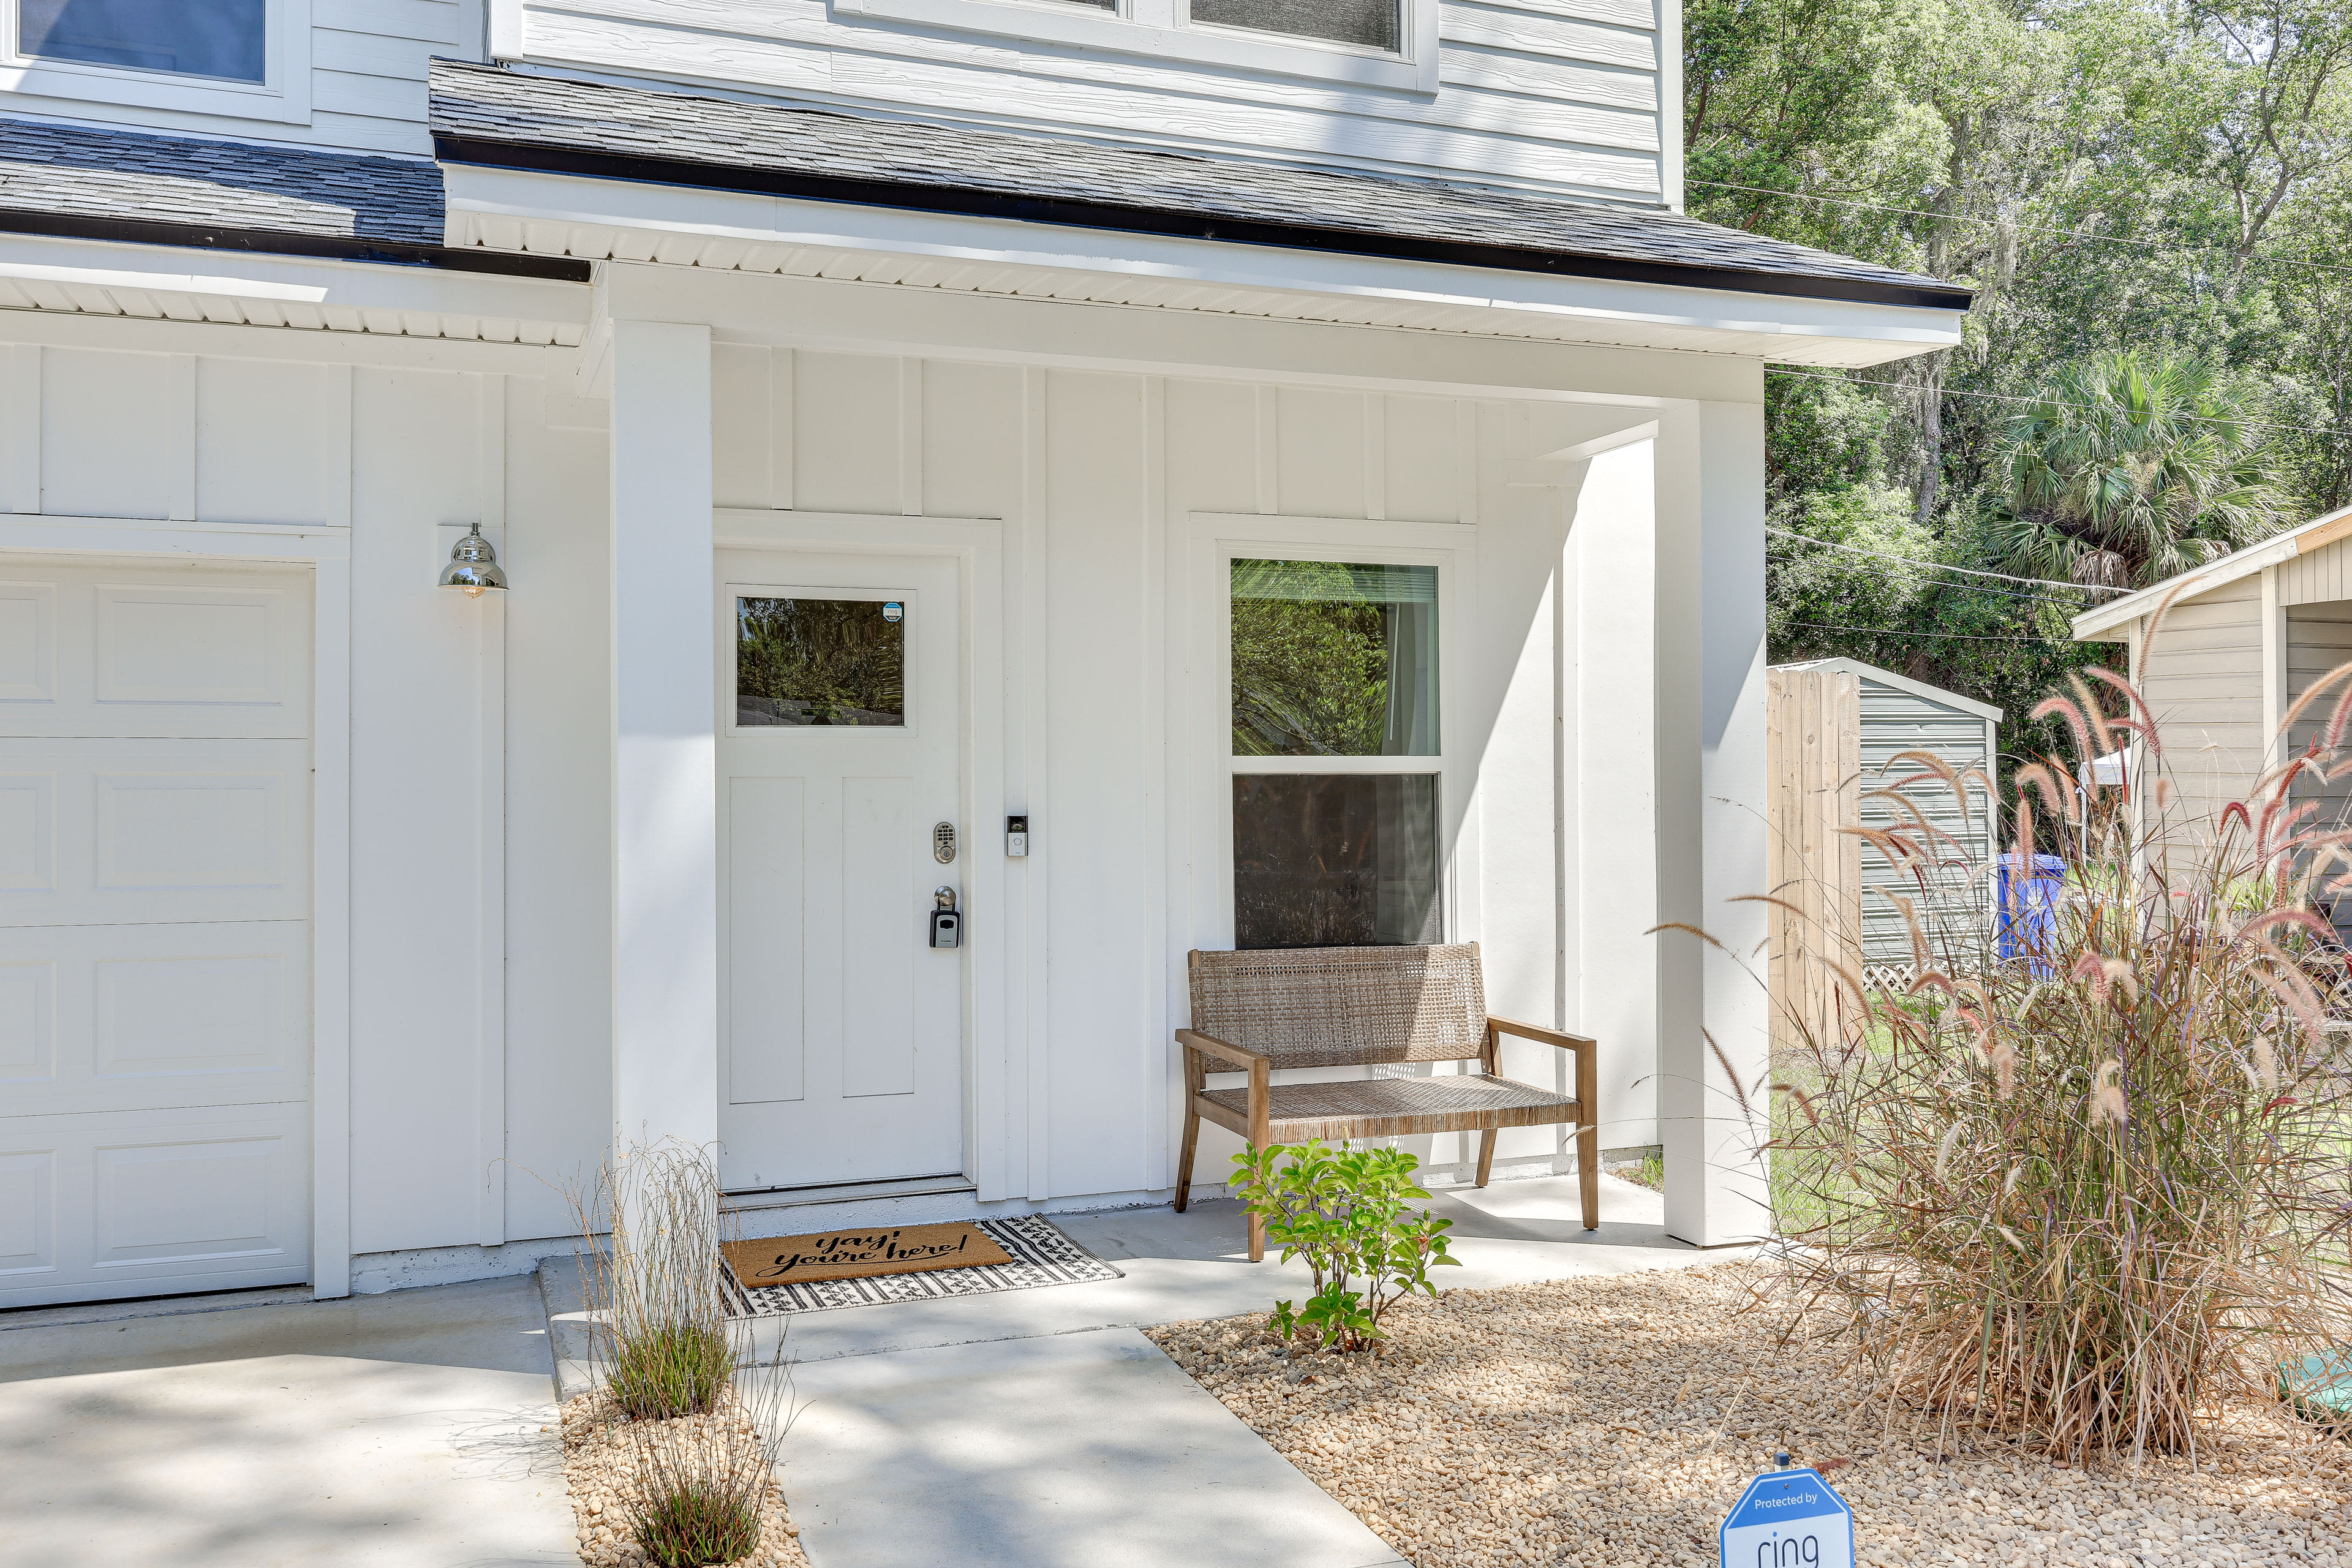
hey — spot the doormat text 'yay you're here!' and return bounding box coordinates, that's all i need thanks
[721,1222,1014,1287]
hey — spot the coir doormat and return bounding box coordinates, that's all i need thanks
[722,1221,1012,1287]
[722,1215,1123,1317]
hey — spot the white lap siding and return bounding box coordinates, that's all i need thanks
[2138,577,2266,837]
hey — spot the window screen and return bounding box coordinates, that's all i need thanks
[1189,0,1400,51]
[20,0,266,81]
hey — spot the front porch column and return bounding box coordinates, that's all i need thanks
[609,318,719,1152]
[1655,399,1772,1246]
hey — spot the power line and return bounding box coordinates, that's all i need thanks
[1688,178,2352,281]
[1783,618,2076,644]
[1764,525,2125,597]
[1766,366,2348,439]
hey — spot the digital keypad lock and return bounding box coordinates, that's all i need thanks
[929,886,962,949]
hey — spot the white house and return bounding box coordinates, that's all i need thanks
[0,0,1967,1308]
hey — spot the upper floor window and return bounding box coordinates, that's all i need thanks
[19,0,264,83]
[834,0,1435,93]
[1189,0,1398,53]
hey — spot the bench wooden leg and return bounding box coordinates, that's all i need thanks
[1173,1102,1199,1213]
[1474,1128,1498,1187]
[1577,1117,1600,1231]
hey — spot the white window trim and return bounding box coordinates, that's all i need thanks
[0,0,311,125]
[1188,513,1477,952]
[832,0,1438,94]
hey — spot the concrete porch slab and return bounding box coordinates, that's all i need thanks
[0,1273,576,1568]
[771,1325,1410,1568]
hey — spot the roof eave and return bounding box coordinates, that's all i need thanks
[2071,502,2352,640]
[429,132,1976,314]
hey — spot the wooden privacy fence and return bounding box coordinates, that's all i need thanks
[1766,665,1862,1056]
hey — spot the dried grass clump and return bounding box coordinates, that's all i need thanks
[1773,633,2352,1465]
[570,1140,797,1567]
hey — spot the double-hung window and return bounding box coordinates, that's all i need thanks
[1228,557,1442,948]
[833,0,1434,92]
[3,0,307,123]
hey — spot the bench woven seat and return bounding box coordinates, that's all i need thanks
[1198,1074,1581,1143]
[1174,943,1599,1259]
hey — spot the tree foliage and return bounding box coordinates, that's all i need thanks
[1695,0,2352,758]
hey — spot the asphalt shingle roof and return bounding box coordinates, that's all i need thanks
[0,117,443,244]
[429,59,1968,309]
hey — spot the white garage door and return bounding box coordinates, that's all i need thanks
[0,556,313,1308]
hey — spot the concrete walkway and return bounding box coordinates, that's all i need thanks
[545,1169,1740,1568]
[0,1272,576,1568]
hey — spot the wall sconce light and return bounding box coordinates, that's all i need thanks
[439,523,508,597]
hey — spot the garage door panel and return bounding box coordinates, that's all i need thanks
[0,1148,54,1276]
[0,552,312,1308]
[0,579,55,703]
[0,741,309,925]
[0,922,309,1117]
[0,561,308,739]
[0,1104,309,1308]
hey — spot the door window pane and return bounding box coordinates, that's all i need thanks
[737,597,905,727]
[1232,559,1437,757]
[1190,0,1399,50]
[20,0,266,81]
[1232,774,1439,948]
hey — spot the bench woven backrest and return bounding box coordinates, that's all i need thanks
[1186,944,1487,1068]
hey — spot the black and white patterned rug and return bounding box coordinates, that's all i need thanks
[723,1215,1123,1317]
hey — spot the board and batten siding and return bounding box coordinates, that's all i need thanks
[509,0,1674,203]
[0,321,610,1261]
[0,0,475,156]
[1853,675,1997,969]
[2136,576,2266,824]
[706,342,1665,1188]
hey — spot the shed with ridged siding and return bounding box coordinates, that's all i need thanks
[1770,658,2003,973]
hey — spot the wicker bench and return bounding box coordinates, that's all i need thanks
[1174,942,1599,1261]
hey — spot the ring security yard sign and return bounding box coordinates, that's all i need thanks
[1719,1465,1854,1568]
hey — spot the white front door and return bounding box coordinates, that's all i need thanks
[0,555,314,1308]
[717,550,965,1191]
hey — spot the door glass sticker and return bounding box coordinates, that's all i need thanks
[737,596,905,727]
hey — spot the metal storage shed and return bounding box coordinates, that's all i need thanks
[1770,658,2003,978]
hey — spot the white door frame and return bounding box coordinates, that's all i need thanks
[712,510,1010,1199]
[0,514,353,1297]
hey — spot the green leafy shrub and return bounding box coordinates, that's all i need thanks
[1229,1139,1457,1352]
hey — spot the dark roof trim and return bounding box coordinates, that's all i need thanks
[433,134,1973,312]
[0,204,591,282]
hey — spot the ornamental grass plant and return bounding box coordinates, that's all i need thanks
[570,1140,796,1567]
[1770,619,2352,1465]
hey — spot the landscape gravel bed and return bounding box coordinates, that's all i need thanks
[1144,1265,2352,1567]
[557,1391,810,1568]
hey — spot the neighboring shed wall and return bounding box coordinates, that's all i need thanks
[1855,675,1997,968]
[2278,532,2352,606]
[2139,576,2265,824]
[2288,605,2352,928]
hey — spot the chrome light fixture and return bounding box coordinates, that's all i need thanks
[439,523,508,597]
